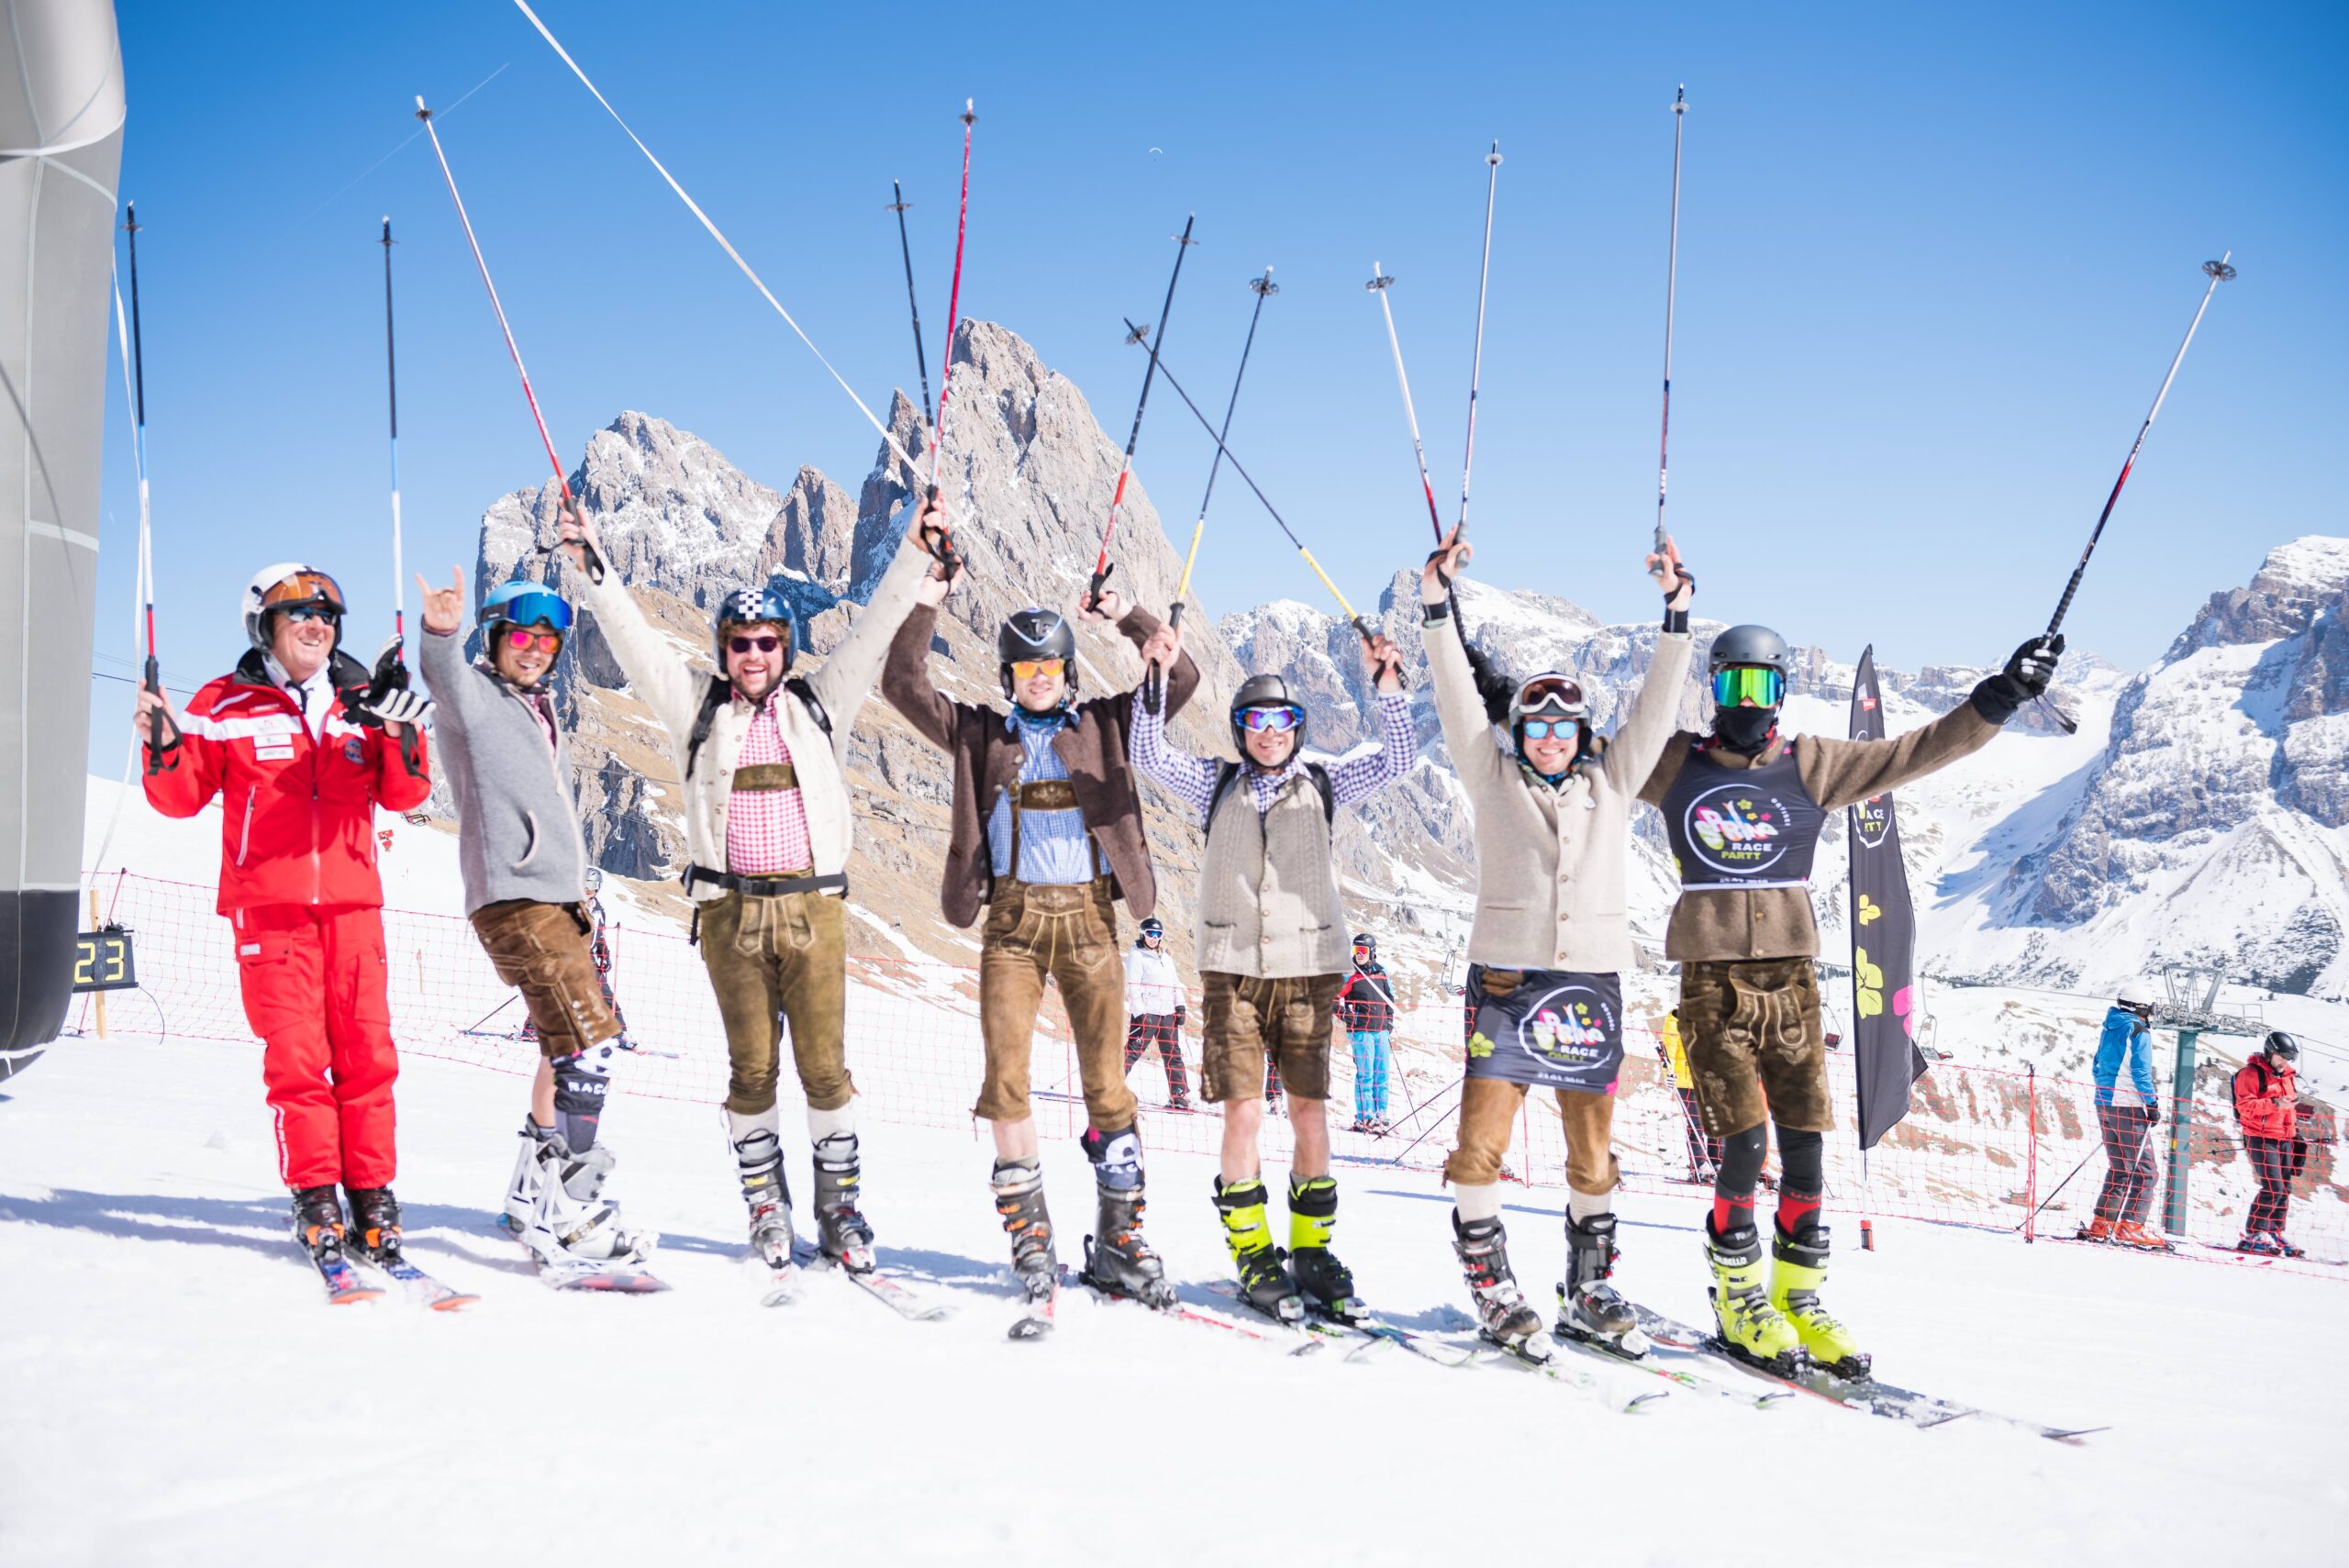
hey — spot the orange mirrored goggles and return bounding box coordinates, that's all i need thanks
[259,571,346,616]
[1008,658,1067,682]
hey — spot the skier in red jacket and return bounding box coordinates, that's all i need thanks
[135,565,433,1290]
[2232,1032,2308,1257]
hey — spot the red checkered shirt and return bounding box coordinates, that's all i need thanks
[725,695,814,875]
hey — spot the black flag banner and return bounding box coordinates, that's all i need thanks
[1848,646,1928,1150]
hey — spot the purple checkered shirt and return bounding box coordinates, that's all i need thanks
[1129,689,1415,824]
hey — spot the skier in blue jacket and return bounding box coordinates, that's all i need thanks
[2083,980,2165,1249]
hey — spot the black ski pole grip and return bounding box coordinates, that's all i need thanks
[925,484,965,581]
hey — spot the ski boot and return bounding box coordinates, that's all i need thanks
[1287,1174,1366,1323]
[2269,1232,2306,1259]
[1168,1094,1195,1114]
[1078,1126,1174,1308]
[1214,1174,1302,1323]
[503,1118,558,1235]
[1451,1211,1542,1348]
[990,1158,1059,1308]
[1555,1212,1647,1357]
[2236,1231,2281,1256]
[1768,1224,1869,1379]
[2112,1220,2172,1252]
[728,1106,796,1268]
[1705,1223,1803,1373]
[522,1137,653,1269]
[2076,1216,2115,1243]
[811,1131,875,1274]
[293,1184,349,1265]
[345,1186,404,1265]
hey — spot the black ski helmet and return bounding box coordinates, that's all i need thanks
[1230,673,1305,757]
[2263,1030,2300,1063]
[1352,932,1375,952]
[1706,624,1793,685]
[714,585,796,667]
[999,607,1077,704]
[1137,916,1164,944]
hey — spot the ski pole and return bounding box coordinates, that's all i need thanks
[1146,267,1277,715]
[2045,253,2236,639]
[1654,86,1687,556]
[1088,216,1195,607]
[1120,319,1376,645]
[415,97,597,574]
[120,204,175,773]
[380,217,406,657]
[1459,143,1501,534]
[922,101,976,580]
[2030,1145,2102,1225]
[1365,264,1443,543]
[509,0,972,540]
[885,180,932,426]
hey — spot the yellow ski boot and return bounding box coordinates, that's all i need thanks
[1214,1176,1302,1323]
[1769,1224,1871,1379]
[1705,1224,1803,1373]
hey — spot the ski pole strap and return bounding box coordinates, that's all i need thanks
[683,865,848,901]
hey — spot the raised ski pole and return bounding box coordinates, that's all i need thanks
[1459,142,1501,533]
[885,181,933,425]
[2045,253,2236,639]
[921,101,977,580]
[380,217,406,657]
[1120,319,1376,646]
[1654,86,1687,556]
[416,97,598,574]
[120,204,175,773]
[1366,264,1444,544]
[1087,214,1196,607]
[1146,267,1278,715]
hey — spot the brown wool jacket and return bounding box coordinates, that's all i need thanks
[882,602,1199,929]
[1634,703,2000,962]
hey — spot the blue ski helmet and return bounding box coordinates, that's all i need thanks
[481,581,573,637]
[715,585,795,667]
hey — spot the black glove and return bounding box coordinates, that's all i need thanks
[2143,1103,2161,1128]
[1174,1005,1187,1027]
[1967,633,2064,724]
[1663,567,1695,635]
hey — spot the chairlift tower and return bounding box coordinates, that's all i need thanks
[2149,965,2266,1237]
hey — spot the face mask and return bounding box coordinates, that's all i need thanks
[1713,704,1778,751]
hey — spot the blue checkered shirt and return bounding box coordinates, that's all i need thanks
[987,710,1107,884]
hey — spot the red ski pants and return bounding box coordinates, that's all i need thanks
[231,904,400,1190]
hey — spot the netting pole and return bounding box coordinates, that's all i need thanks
[2024,1063,2039,1243]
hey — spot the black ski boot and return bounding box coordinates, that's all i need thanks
[811,1132,875,1273]
[1078,1125,1174,1307]
[991,1159,1058,1306]
[1556,1211,1645,1355]
[344,1186,403,1264]
[292,1184,348,1265]
[1452,1211,1542,1347]
[1287,1175,1365,1322]
[1214,1175,1302,1323]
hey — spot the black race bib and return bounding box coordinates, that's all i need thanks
[1465,967,1625,1092]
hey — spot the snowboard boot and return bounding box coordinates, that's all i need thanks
[524,1137,653,1268]
[1214,1174,1302,1323]
[1451,1211,1542,1347]
[811,1131,875,1274]
[1705,1222,1803,1373]
[292,1184,348,1265]
[1556,1211,1645,1356]
[1077,1126,1174,1308]
[344,1186,404,1265]
[1768,1224,1869,1379]
[1287,1174,1364,1322]
[2076,1216,2115,1243]
[728,1106,795,1268]
[990,1158,1058,1306]
[503,1118,558,1234]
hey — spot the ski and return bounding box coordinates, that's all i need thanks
[1468,1331,1670,1413]
[1008,1275,1058,1341]
[803,1250,953,1322]
[1207,1281,1478,1369]
[351,1251,479,1311]
[758,1256,806,1307]
[298,1234,383,1307]
[1070,1269,1319,1356]
[537,1260,670,1295]
[1549,1325,1790,1409]
[1631,1306,2101,1443]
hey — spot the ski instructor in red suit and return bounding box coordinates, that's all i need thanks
[134,564,433,1262]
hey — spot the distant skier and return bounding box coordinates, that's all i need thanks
[1132,619,1414,1324]
[883,554,1198,1317]
[1122,916,1191,1110]
[559,495,934,1276]
[133,565,432,1284]
[415,567,655,1277]
[1633,610,2063,1374]
[1659,1009,1722,1181]
[1420,525,1694,1355]
[2083,980,2166,1251]
[2233,1031,2307,1256]
[582,867,629,1044]
[1335,933,1397,1134]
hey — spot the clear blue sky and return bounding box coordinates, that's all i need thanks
[91,0,2347,773]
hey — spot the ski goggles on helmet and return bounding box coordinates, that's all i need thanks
[1520,717,1578,740]
[1008,657,1067,682]
[486,586,574,635]
[1236,704,1305,734]
[1512,675,1586,720]
[1712,666,1785,708]
[260,571,346,618]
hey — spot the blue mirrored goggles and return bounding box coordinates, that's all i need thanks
[1711,666,1784,707]
[1520,717,1578,740]
[485,586,574,635]
[1236,705,1305,734]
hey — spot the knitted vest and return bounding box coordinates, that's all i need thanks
[1195,768,1347,980]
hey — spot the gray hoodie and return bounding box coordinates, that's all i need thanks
[417,625,587,914]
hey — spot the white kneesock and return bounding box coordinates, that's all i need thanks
[806,1100,857,1146]
[727,1104,782,1146]
[1567,1187,1612,1225]
[1454,1182,1503,1224]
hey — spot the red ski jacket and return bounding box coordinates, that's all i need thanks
[143,650,432,915]
[2232,1057,2300,1141]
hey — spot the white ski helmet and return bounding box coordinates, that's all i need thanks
[2114,978,2155,1010]
[242,562,346,653]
